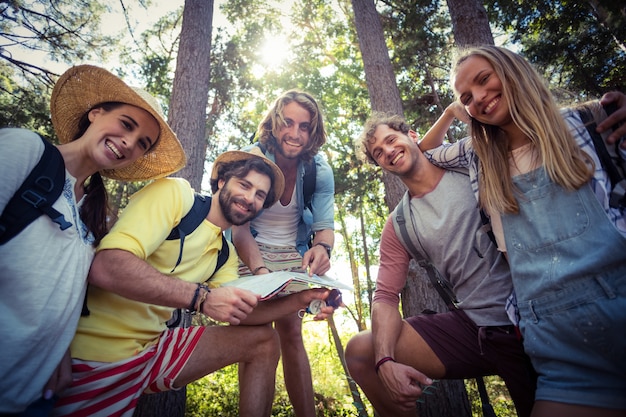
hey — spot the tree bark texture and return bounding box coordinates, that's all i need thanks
[168,0,214,190]
[133,389,187,417]
[351,0,406,209]
[445,0,495,47]
[134,0,214,415]
[352,1,472,416]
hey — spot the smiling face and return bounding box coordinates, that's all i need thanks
[453,55,515,130]
[274,101,312,160]
[85,104,159,171]
[366,124,420,177]
[218,170,272,226]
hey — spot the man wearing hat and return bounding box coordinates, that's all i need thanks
[1,64,186,415]
[53,147,333,417]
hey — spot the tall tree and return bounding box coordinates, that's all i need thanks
[445,0,494,46]
[134,1,214,416]
[169,0,215,189]
[350,0,406,210]
[351,1,472,416]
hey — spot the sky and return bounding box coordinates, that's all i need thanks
[10,0,227,74]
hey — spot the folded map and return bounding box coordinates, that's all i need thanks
[223,270,353,300]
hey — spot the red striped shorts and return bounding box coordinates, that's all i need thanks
[52,326,204,417]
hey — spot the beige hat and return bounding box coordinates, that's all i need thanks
[50,64,187,181]
[210,147,285,206]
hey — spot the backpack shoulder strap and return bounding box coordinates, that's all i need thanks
[392,192,458,310]
[578,103,626,210]
[166,193,230,276]
[165,194,230,329]
[303,158,316,211]
[166,193,212,272]
[392,192,425,262]
[0,136,71,245]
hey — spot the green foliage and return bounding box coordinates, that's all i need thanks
[487,0,626,97]
[185,319,368,416]
[465,376,517,417]
[0,0,118,85]
[0,64,54,140]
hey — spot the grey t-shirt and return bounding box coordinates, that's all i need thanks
[377,170,512,326]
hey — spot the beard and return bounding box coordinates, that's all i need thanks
[219,186,258,226]
[275,135,305,160]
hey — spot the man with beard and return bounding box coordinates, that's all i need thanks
[53,148,333,417]
[232,90,335,417]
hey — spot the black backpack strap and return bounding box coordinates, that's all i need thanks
[165,194,230,328]
[215,234,230,274]
[167,193,212,272]
[0,136,71,245]
[578,103,626,210]
[476,376,497,417]
[392,193,459,310]
[302,158,316,212]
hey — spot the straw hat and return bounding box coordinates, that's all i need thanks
[210,147,285,206]
[50,65,187,181]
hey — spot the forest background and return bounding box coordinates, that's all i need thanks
[2,0,624,416]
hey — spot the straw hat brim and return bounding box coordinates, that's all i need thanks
[50,65,186,181]
[211,148,285,207]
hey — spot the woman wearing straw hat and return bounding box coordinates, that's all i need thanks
[0,64,186,415]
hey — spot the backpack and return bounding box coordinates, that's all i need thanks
[392,191,497,417]
[578,102,626,212]
[165,193,230,328]
[0,135,71,245]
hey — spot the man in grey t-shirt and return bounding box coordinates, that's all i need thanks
[344,112,536,417]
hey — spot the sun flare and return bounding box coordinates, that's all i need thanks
[254,34,290,76]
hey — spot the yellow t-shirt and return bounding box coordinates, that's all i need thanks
[71,178,238,362]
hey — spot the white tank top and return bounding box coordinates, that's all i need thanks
[251,185,299,246]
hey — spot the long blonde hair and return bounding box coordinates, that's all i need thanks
[452,45,593,213]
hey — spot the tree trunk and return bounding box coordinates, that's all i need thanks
[133,389,187,417]
[351,1,472,416]
[168,0,215,191]
[133,0,214,415]
[337,208,367,331]
[350,0,406,209]
[445,0,494,47]
[328,315,369,417]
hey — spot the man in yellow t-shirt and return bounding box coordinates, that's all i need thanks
[54,148,333,417]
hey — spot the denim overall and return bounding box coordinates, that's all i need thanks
[502,167,626,409]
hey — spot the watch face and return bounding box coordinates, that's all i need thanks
[308,299,327,315]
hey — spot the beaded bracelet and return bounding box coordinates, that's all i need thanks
[374,356,396,374]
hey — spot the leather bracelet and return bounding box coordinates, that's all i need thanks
[374,356,396,374]
[252,265,271,274]
[188,283,210,314]
[196,285,210,314]
[315,242,332,258]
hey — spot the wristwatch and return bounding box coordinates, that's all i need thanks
[315,242,332,259]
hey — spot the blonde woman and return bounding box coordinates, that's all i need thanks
[423,45,626,417]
